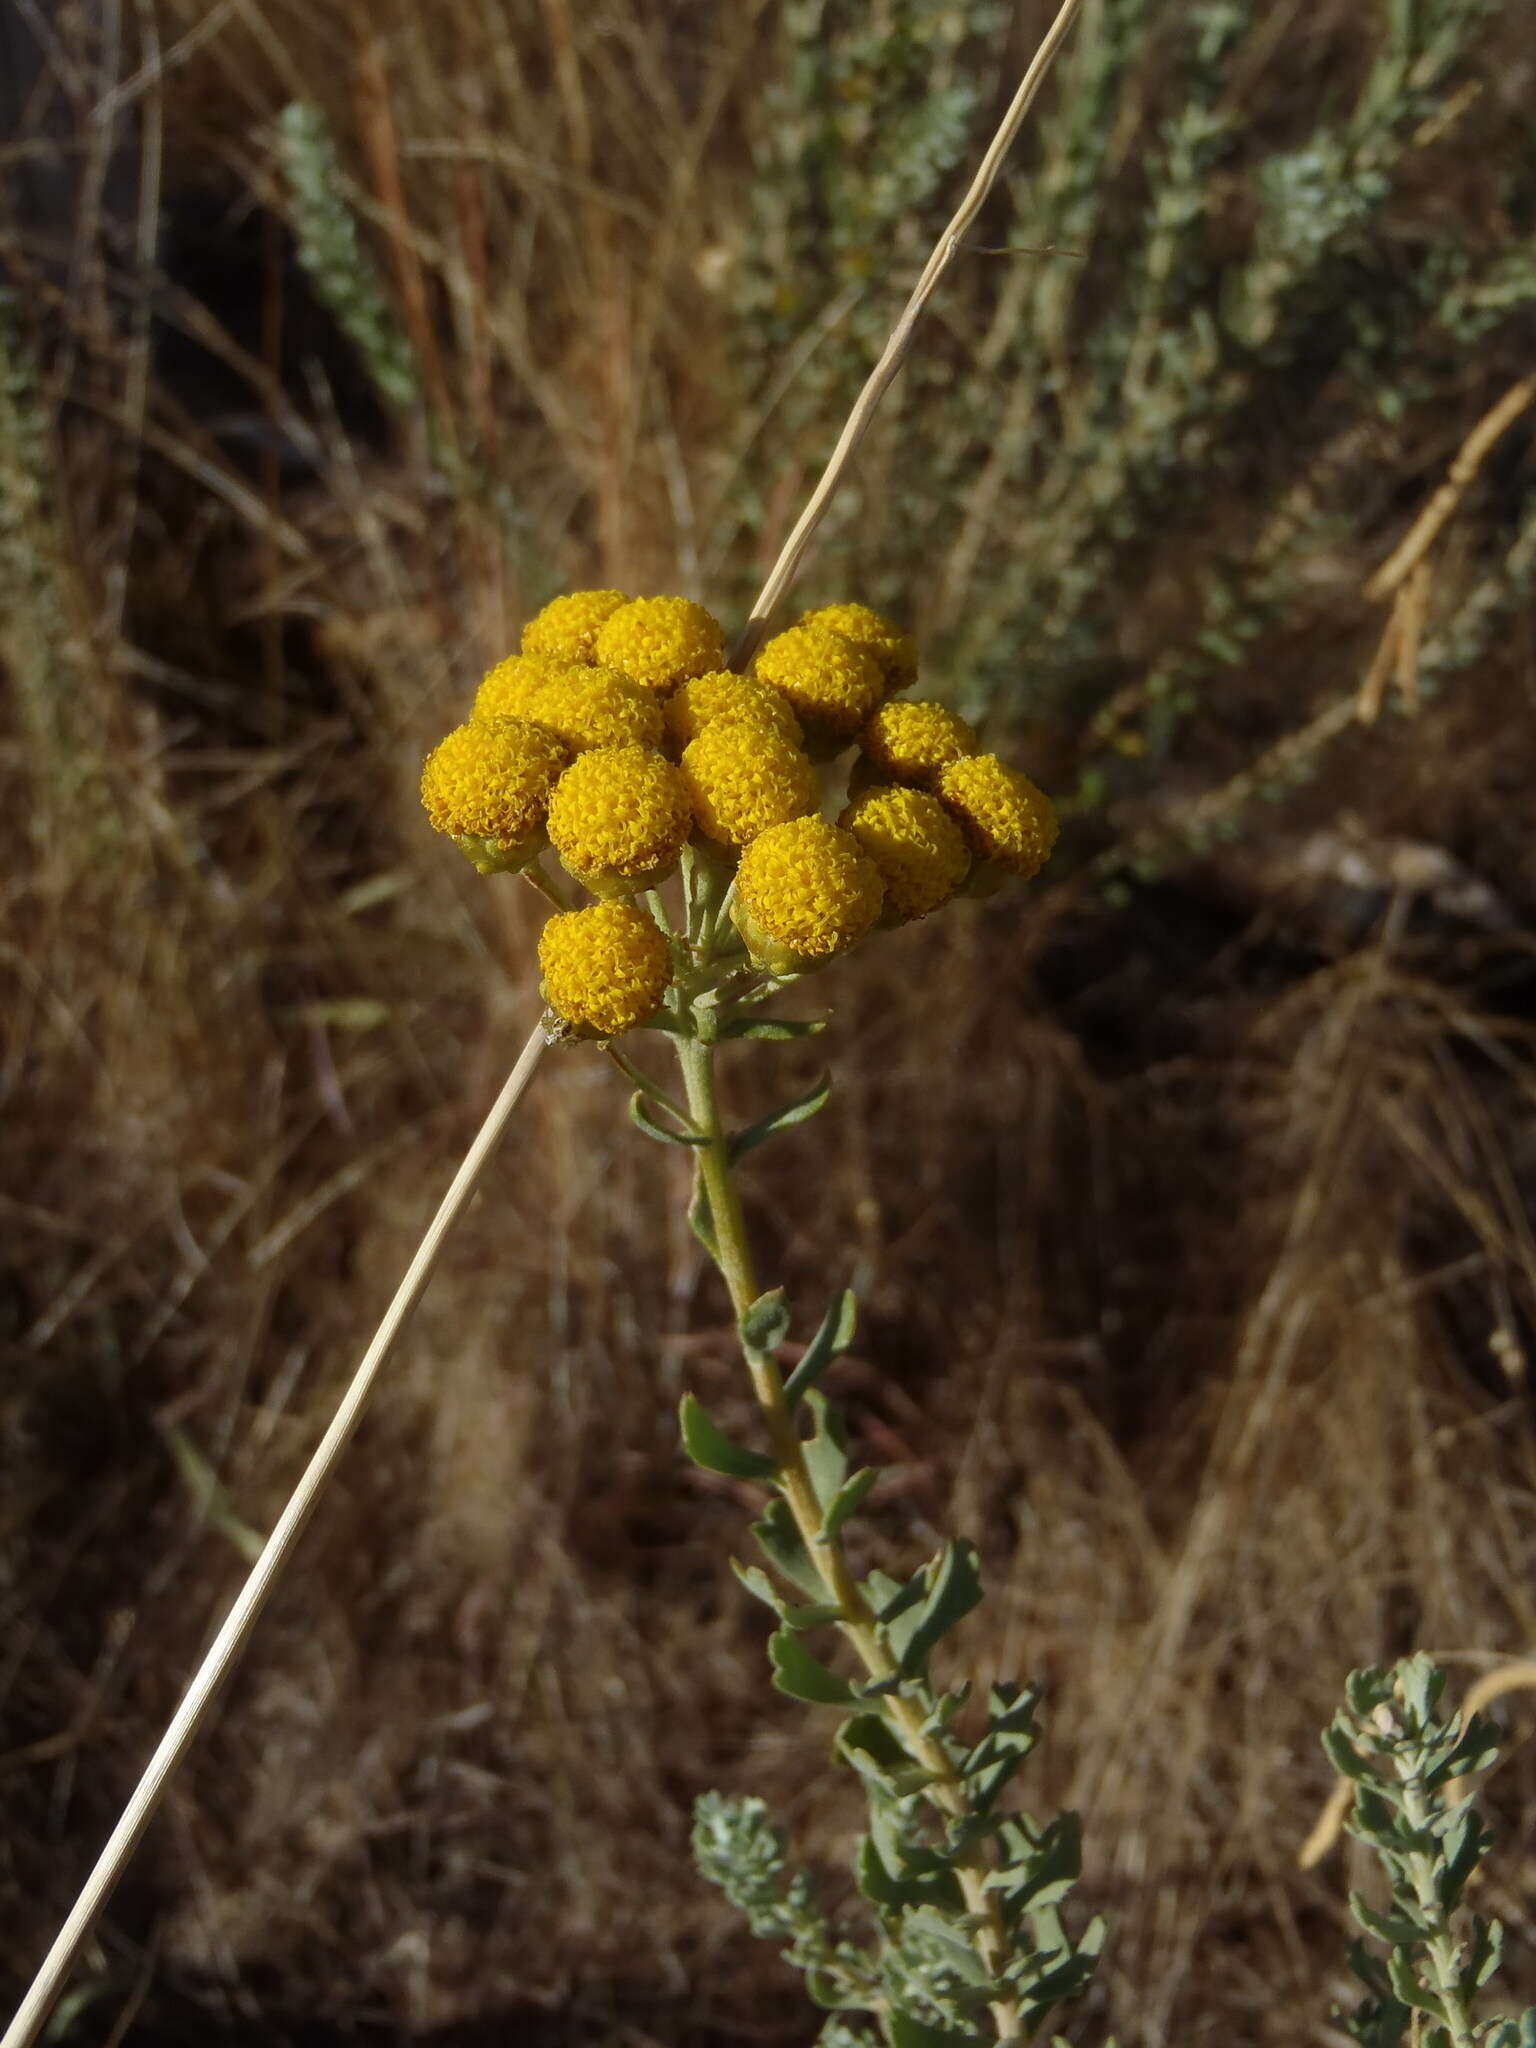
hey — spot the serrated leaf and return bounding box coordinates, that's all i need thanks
[1469,1913,1505,1989]
[838,1713,916,1793]
[754,1496,828,1598]
[1324,1723,1372,1782]
[730,1560,787,1615]
[896,1541,985,1679]
[784,1289,858,1406]
[727,1072,832,1165]
[1349,1892,1428,1946]
[716,1013,828,1040]
[854,1834,963,1913]
[820,1467,878,1544]
[769,1627,855,1705]
[629,1092,706,1146]
[679,1393,779,1481]
[1387,1946,1446,2019]
[740,1287,793,1356]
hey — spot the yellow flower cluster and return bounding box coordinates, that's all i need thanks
[840,785,970,924]
[594,596,725,695]
[547,744,693,894]
[680,719,819,848]
[665,670,802,750]
[521,588,629,664]
[938,754,1058,880]
[734,816,884,969]
[419,590,1059,1036]
[538,901,671,1038]
[420,715,569,870]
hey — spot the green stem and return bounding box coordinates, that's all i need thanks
[1398,1772,1477,2048]
[673,1026,1024,2045]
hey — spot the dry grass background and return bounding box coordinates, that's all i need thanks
[3,2,1536,2044]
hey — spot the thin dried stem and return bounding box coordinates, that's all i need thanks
[729,0,1088,668]
[1,1027,548,2048]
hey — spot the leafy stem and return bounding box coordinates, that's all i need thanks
[672,1022,1025,2045]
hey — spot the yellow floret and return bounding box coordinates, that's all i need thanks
[799,602,918,694]
[419,716,569,869]
[521,589,630,664]
[733,816,884,968]
[679,721,819,849]
[937,754,1059,880]
[546,744,693,892]
[525,665,665,753]
[839,785,971,923]
[858,698,978,789]
[538,901,672,1039]
[594,595,726,696]
[664,670,802,751]
[753,625,884,742]
[475,651,585,721]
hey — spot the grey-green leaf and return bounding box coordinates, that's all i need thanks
[769,1628,856,1705]
[717,1013,828,1041]
[680,1393,779,1481]
[784,1289,857,1406]
[740,1287,793,1356]
[896,1541,984,1679]
[728,1072,832,1164]
[820,1466,879,1544]
[628,1092,706,1145]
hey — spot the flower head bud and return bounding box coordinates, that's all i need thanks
[753,625,884,743]
[798,602,917,695]
[525,664,665,753]
[521,588,630,664]
[420,715,570,870]
[475,651,584,722]
[937,754,1059,880]
[839,784,970,923]
[538,901,672,1039]
[733,816,884,969]
[679,719,819,848]
[858,698,978,789]
[664,670,802,751]
[594,595,725,695]
[546,744,693,893]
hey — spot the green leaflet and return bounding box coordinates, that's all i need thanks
[770,1627,856,1706]
[728,1071,832,1164]
[628,1091,706,1146]
[679,1393,779,1481]
[716,1013,828,1040]
[784,1289,858,1406]
[740,1287,793,1356]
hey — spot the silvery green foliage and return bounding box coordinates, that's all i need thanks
[1327,1654,1534,2048]
[275,102,419,414]
[688,1281,1102,2046]
[731,0,1531,780]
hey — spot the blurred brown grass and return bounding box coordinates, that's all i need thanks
[3,3,1536,2045]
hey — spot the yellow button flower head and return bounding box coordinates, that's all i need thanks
[733,815,884,969]
[753,624,884,743]
[420,715,570,871]
[521,588,630,664]
[525,664,665,753]
[475,651,584,721]
[679,719,819,848]
[839,784,971,923]
[798,602,918,695]
[664,670,802,751]
[538,901,672,1039]
[937,754,1059,880]
[546,744,693,893]
[593,595,726,696]
[858,698,978,789]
